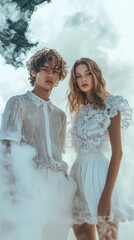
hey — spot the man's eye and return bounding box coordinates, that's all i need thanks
[43,68,49,72]
[53,70,59,74]
[41,67,49,71]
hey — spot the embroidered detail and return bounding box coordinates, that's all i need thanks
[70,95,132,153]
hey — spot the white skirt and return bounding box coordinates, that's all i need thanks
[0,144,77,240]
[70,151,134,225]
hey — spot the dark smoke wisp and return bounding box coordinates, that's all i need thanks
[0,0,51,68]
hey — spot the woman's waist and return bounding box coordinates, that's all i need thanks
[74,140,108,153]
[77,149,104,156]
[75,151,108,162]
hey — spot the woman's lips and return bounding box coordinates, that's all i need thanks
[81,84,88,87]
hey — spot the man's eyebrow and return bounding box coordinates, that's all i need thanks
[52,65,60,70]
[42,65,59,70]
[42,65,50,68]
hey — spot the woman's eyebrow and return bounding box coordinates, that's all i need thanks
[75,69,90,74]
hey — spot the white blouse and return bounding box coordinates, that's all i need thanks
[70,95,132,154]
[0,91,68,172]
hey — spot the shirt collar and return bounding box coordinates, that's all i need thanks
[26,91,54,111]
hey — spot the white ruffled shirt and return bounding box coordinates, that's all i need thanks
[70,95,132,153]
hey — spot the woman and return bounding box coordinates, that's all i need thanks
[68,58,134,240]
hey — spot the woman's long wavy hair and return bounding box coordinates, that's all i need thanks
[68,58,109,112]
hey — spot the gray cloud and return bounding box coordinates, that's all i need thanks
[64,12,90,27]
[64,10,119,50]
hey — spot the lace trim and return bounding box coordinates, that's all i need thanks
[73,213,134,225]
[36,160,68,174]
[72,192,134,224]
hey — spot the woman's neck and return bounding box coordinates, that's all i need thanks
[85,92,95,104]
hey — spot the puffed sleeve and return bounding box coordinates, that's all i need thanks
[60,112,67,153]
[106,95,132,130]
[0,96,23,143]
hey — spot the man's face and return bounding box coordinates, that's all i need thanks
[32,62,60,91]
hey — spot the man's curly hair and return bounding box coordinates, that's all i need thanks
[26,48,68,86]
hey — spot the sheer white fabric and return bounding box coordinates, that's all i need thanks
[0,91,77,240]
[70,95,134,224]
[70,95,132,154]
[0,91,68,172]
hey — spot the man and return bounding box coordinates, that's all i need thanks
[0,48,76,240]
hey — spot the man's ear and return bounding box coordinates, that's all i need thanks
[31,71,37,78]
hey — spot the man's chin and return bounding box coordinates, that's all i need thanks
[43,87,53,92]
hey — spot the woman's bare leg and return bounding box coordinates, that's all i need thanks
[73,223,96,240]
[97,220,119,240]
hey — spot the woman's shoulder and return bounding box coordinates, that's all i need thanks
[105,94,132,129]
[105,94,125,106]
[105,94,131,112]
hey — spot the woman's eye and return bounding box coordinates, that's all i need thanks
[86,72,91,76]
[76,75,81,79]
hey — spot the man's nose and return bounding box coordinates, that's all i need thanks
[48,71,53,78]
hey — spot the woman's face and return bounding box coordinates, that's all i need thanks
[75,64,94,93]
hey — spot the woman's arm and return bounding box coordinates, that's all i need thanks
[98,112,123,217]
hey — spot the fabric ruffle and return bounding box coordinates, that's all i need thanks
[69,95,132,153]
[70,149,134,225]
[106,95,132,130]
[72,192,134,225]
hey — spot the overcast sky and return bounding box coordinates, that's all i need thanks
[0,0,134,239]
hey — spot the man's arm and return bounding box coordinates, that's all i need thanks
[0,96,23,144]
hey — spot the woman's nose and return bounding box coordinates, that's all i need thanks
[82,76,87,81]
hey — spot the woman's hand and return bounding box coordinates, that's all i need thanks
[97,194,111,221]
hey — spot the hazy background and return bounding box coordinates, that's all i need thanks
[0,0,134,239]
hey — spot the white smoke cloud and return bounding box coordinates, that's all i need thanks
[0,0,20,30]
[0,1,22,66]
[0,0,134,239]
[0,0,48,67]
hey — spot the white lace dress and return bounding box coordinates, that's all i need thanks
[70,94,134,224]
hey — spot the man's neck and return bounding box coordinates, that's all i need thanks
[32,86,51,101]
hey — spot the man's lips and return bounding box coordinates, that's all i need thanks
[45,80,53,84]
